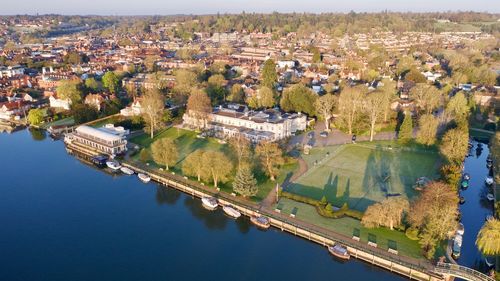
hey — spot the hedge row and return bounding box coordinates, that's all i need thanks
[280,191,364,220]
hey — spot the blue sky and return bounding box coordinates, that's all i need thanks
[1,0,499,15]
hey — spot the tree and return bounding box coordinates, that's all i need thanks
[311,47,321,63]
[261,59,277,89]
[361,197,409,230]
[476,219,500,256]
[336,86,364,135]
[229,134,251,169]
[27,108,44,125]
[72,103,98,124]
[102,71,119,94]
[256,141,284,181]
[232,166,258,197]
[440,128,469,164]
[405,68,426,83]
[141,89,165,139]
[144,55,160,72]
[379,80,397,123]
[186,88,212,130]
[314,94,336,131]
[56,80,82,104]
[364,91,385,141]
[396,56,415,77]
[208,74,226,88]
[182,150,205,181]
[410,84,442,115]
[201,151,233,188]
[258,86,275,108]
[408,181,459,258]
[139,148,150,163]
[416,114,439,146]
[446,92,470,123]
[173,69,198,95]
[280,84,317,116]
[228,84,245,103]
[85,78,100,92]
[398,111,413,143]
[151,138,178,170]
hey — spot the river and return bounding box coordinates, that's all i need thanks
[457,140,495,272]
[0,129,408,281]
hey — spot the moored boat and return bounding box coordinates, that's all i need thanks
[486,193,494,202]
[462,173,470,181]
[120,167,134,175]
[250,215,271,229]
[461,180,469,189]
[328,244,350,260]
[201,196,218,210]
[452,235,462,259]
[138,173,151,183]
[106,160,121,170]
[459,196,465,204]
[223,205,241,219]
[457,223,464,236]
[91,155,108,168]
[485,176,494,186]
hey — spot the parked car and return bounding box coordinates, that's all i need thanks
[320,131,328,138]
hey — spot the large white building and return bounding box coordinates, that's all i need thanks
[65,125,127,156]
[183,104,307,143]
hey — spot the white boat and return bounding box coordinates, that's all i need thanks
[138,173,151,183]
[457,223,464,236]
[120,167,134,175]
[223,205,241,219]
[201,197,218,210]
[452,235,463,259]
[486,193,495,201]
[485,176,494,185]
[106,160,121,170]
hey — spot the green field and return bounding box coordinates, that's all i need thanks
[287,141,441,211]
[129,127,295,201]
[275,198,423,259]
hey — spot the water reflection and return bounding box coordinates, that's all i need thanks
[155,185,181,205]
[183,196,228,230]
[29,128,46,141]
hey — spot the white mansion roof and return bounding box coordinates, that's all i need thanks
[75,125,123,142]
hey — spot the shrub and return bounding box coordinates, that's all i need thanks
[280,191,364,220]
[405,227,419,241]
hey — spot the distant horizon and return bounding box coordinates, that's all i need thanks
[1,0,499,15]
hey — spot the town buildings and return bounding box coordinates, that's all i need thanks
[183,103,307,142]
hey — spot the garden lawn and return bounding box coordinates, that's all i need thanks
[129,127,295,202]
[40,117,75,129]
[275,197,423,259]
[287,141,441,212]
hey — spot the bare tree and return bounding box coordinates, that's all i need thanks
[186,88,212,130]
[364,91,385,141]
[314,94,336,131]
[362,197,409,230]
[228,135,251,169]
[337,86,365,135]
[182,150,205,181]
[151,138,178,170]
[141,89,165,139]
[201,151,233,188]
[255,141,284,181]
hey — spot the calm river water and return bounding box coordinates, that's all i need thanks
[0,129,407,281]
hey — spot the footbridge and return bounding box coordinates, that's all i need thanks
[434,262,494,281]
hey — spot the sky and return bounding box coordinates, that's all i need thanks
[1,0,499,15]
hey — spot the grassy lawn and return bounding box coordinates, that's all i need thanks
[129,127,295,202]
[287,141,441,212]
[275,197,423,259]
[89,115,123,128]
[40,117,75,129]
